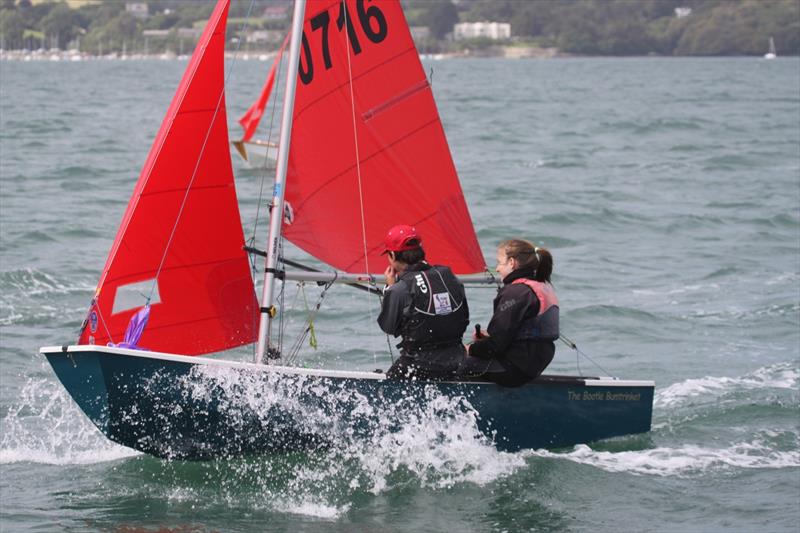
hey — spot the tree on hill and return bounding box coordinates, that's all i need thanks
[81,11,138,54]
[0,8,24,47]
[1,0,798,55]
[460,0,799,55]
[671,0,795,54]
[417,0,458,39]
[40,3,85,48]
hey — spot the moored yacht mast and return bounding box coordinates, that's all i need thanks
[256,0,307,364]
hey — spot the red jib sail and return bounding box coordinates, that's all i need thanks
[79,0,257,355]
[284,0,485,274]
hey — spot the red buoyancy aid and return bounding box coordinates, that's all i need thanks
[511,278,560,341]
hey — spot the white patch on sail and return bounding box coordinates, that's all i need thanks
[112,278,160,314]
[433,292,452,315]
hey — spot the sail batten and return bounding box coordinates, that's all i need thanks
[362,80,429,121]
[105,257,250,283]
[138,183,236,197]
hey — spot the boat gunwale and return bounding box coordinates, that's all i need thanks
[40,345,655,388]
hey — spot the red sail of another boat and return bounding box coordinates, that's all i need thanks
[283,0,485,275]
[79,0,257,355]
[237,34,290,143]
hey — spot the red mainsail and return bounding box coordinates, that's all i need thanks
[284,0,485,274]
[79,0,257,355]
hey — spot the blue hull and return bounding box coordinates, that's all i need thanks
[42,346,654,460]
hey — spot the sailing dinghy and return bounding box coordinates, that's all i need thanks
[41,0,654,460]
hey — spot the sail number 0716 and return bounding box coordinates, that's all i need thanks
[299,0,388,85]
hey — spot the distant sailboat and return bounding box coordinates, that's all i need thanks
[232,34,289,167]
[764,37,777,59]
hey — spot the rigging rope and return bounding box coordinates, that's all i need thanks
[80,297,113,343]
[274,238,287,356]
[300,282,318,349]
[559,333,615,378]
[284,280,335,365]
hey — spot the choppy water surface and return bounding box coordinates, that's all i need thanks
[1,56,798,532]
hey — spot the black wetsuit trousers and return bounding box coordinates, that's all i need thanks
[458,341,555,387]
[386,344,466,381]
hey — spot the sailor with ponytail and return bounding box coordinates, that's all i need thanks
[461,239,558,387]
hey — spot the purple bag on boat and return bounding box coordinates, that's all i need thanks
[108,305,150,350]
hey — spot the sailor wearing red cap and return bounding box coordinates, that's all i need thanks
[378,225,469,380]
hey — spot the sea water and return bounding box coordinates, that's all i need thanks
[1,56,798,531]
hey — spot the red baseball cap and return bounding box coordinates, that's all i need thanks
[381,224,422,254]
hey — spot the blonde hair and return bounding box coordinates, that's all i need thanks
[498,239,553,283]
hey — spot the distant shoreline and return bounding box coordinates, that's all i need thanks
[1,47,794,62]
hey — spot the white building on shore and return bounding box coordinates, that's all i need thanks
[453,22,511,41]
[125,2,149,19]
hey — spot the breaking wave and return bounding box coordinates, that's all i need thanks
[0,268,91,296]
[0,377,138,465]
[0,268,94,326]
[654,362,799,409]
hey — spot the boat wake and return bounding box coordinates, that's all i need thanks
[654,361,799,409]
[526,362,799,478]
[527,434,800,477]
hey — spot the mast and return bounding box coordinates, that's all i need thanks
[256,0,306,364]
